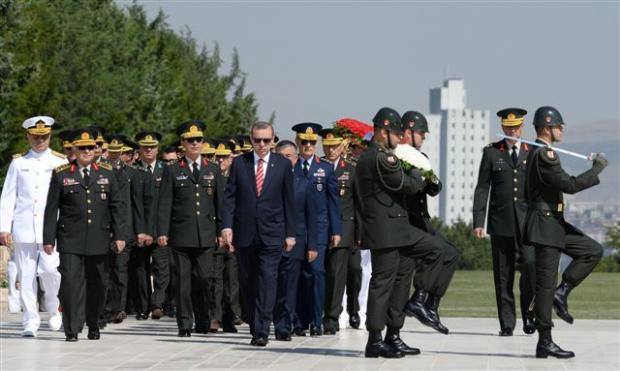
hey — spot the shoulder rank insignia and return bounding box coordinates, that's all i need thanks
[51,150,66,159]
[55,163,71,172]
[98,162,113,171]
[12,151,27,159]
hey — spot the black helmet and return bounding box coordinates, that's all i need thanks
[401,111,429,133]
[533,106,564,128]
[372,107,402,133]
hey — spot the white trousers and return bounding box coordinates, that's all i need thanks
[7,256,22,312]
[14,242,61,330]
[339,249,372,329]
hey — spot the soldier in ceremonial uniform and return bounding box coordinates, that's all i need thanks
[156,120,225,337]
[400,111,459,335]
[320,128,363,334]
[58,129,76,161]
[355,107,449,358]
[524,106,607,358]
[43,128,126,341]
[89,125,107,163]
[473,108,536,336]
[292,122,342,337]
[1,116,67,336]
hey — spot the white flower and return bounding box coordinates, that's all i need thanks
[393,144,433,172]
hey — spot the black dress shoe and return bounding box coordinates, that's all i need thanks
[499,328,513,336]
[275,332,292,341]
[309,325,322,336]
[425,294,449,335]
[365,340,405,358]
[323,327,337,335]
[536,330,575,358]
[136,312,149,321]
[87,327,100,340]
[349,313,361,329]
[553,281,574,324]
[178,329,192,337]
[222,322,238,333]
[293,328,307,337]
[385,328,421,356]
[194,325,209,334]
[112,311,127,324]
[250,336,268,346]
[404,290,435,327]
[523,317,536,335]
[65,333,78,342]
[97,317,108,330]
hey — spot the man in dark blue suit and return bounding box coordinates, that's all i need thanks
[292,123,342,336]
[221,121,296,347]
[272,140,318,341]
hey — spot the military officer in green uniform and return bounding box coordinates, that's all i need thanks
[400,111,459,336]
[355,107,448,358]
[320,128,363,334]
[156,120,225,337]
[524,106,607,358]
[43,128,126,342]
[473,108,536,336]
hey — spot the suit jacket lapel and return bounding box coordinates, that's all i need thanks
[245,153,258,196]
[260,156,276,196]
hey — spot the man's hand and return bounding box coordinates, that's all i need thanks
[592,153,608,172]
[473,227,485,239]
[136,233,152,247]
[330,235,341,249]
[43,244,55,255]
[284,238,296,252]
[157,235,168,247]
[0,232,13,248]
[221,229,235,253]
[306,248,318,262]
[113,240,126,254]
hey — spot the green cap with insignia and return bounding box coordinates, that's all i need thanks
[401,111,429,133]
[533,106,564,128]
[497,108,527,127]
[372,107,402,133]
[176,120,206,139]
[105,134,128,153]
[71,128,98,147]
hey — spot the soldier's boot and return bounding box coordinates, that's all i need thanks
[536,328,575,359]
[425,294,449,335]
[365,330,404,358]
[384,326,420,356]
[404,289,434,327]
[553,281,574,324]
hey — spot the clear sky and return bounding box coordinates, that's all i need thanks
[126,0,619,142]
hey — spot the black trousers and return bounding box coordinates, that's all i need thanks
[172,246,215,330]
[58,253,109,335]
[150,245,172,311]
[106,245,133,313]
[490,234,536,330]
[236,240,282,338]
[223,252,242,321]
[130,245,152,314]
[367,231,447,332]
[323,247,362,329]
[412,232,459,297]
[206,248,226,322]
[534,227,602,330]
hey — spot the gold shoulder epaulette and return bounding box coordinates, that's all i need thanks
[99,162,113,171]
[55,163,70,172]
[51,150,66,159]
[12,151,27,159]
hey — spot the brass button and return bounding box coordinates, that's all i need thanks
[195,193,199,197]
[514,178,518,182]
[513,169,517,174]
[196,211,200,215]
[87,210,91,214]
[514,197,517,201]
[87,200,91,204]
[88,219,92,223]
[545,212,550,216]
[195,184,199,188]
[87,190,91,194]
[196,202,200,206]
[514,187,518,191]
[420,199,424,203]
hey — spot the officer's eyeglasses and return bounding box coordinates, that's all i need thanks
[184,137,203,144]
[301,140,317,146]
[252,137,272,144]
[77,145,96,151]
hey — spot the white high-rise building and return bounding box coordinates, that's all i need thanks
[425,79,490,225]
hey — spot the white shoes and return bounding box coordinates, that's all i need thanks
[22,326,37,337]
[48,313,63,331]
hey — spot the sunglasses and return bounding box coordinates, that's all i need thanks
[301,140,317,146]
[184,137,203,144]
[252,137,272,144]
[77,145,96,151]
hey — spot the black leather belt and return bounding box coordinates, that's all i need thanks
[533,202,564,212]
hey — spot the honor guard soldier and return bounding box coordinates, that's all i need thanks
[292,122,342,337]
[319,128,363,334]
[1,116,67,336]
[43,128,126,342]
[524,106,607,358]
[472,108,536,336]
[401,111,459,336]
[355,107,449,358]
[156,120,225,337]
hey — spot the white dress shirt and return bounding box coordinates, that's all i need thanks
[0,148,67,243]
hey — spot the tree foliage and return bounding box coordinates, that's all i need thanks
[431,218,493,270]
[0,0,257,184]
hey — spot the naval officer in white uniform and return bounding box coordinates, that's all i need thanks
[0,116,67,336]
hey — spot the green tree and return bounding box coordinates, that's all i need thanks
[431,218,493,270]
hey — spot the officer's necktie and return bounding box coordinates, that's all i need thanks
[83,168,90,185]
[147,164,153,174]
[192,162,199,180]
[511,145,518,166]
[256,158,264,196]
[303,161,309,176]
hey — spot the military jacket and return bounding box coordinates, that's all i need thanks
[327,156,358,248]
[134,160,165,238]
[406,153,442,233]
[524,139,600,249]
[473,140,530,237]
[157,156,224,248]
[43,161,126,255]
